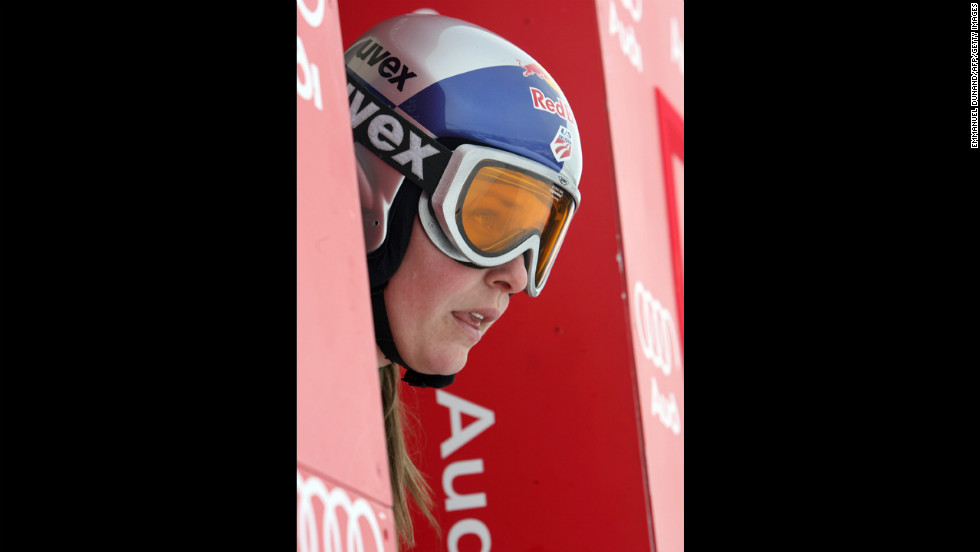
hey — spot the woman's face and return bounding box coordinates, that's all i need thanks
[384,215,528,375]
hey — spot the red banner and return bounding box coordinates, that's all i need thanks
[298,1,396,550]
[596,2,685,551]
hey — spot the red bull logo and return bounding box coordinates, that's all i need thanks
[529,87,576,125]
[516,59,560,92]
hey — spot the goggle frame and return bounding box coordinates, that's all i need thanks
[418,144,580,297]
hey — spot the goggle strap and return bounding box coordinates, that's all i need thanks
[346,68,452,196]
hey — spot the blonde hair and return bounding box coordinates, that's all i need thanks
[380,364,439,548]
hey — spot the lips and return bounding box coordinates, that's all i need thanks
[451,308,501,342]
[464,312,484,328]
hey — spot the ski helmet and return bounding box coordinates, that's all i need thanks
[345,13,583,386]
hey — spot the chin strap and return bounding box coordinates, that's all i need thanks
[401,366,456,388]
[371,285,456,389]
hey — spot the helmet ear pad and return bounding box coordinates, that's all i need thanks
[367,181,421,289]
[357,142,408,258]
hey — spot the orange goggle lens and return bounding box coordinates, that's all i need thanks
[458,163,575,287]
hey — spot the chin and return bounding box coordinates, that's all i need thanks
[409,351,469,376]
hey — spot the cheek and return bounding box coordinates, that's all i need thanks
[398,225,474,304]
[383,232,446,355]
[382,216,492,374]
[385,271,457,373]
[388,282,439,332]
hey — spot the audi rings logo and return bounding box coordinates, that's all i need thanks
[632,281,682,436]
[297,469,386,552]
[632,281,681,376]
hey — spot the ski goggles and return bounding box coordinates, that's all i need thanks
[346,68,580,296]
[418,144,580,297]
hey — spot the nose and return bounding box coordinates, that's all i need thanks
[485,254,529,294]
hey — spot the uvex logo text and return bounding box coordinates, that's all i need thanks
[529,87,575,124]
[349,38,417,91]
[347,75,449,193]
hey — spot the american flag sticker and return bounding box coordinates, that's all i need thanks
[550,126,573,163]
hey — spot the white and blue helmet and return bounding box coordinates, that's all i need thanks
[345,13,583,386]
